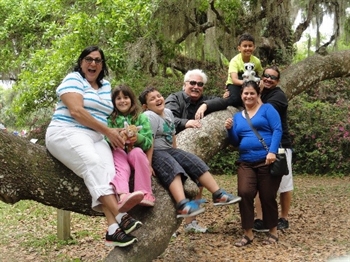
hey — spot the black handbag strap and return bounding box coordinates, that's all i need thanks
[244,110,269,152]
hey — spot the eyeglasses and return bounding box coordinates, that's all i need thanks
[84,57,103,64]
[186,80,204,87]
[263,73,279,80]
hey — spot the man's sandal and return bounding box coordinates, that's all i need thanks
[263,233,278,245]
[234,235,253,247]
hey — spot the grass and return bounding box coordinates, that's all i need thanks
[0,199,104,259]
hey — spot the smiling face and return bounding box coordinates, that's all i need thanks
[241,85,259,108]
[80,50,103,87]
[183,74,204,102]
[143,90,165,116]
[114,91,131,115]
[238,40,255,61]
[262,68,280,89]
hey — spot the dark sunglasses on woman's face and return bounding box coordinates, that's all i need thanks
[186,80,204,87]
[263,73,279,80]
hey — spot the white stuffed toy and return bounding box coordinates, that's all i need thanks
[242,62,260,83]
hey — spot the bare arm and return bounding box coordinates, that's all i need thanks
[60,92,125,149]
[195,104,207,120]
[172,135,177,148]
[145,142,155,176]
[230,72,244,86]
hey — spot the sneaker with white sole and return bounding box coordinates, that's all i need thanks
[119,213,143,234]
[105,228,137,247]
[212,189,241,206]
[176,199,206,218]
[184,220,207,233]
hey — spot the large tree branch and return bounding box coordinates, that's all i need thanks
[0,131,198,261]
[281,50,350,100]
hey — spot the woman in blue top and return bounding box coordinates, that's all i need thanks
[225,80,282,247]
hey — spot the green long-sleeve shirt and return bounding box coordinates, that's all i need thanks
[107,113,153,151]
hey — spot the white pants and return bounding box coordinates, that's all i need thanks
[278,148,294,193]
[46,126,115,212]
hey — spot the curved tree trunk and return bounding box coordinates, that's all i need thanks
[1,50,350,261]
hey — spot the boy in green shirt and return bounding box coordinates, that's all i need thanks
[225,33,263,107]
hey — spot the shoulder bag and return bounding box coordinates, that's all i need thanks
[244,110,289,176]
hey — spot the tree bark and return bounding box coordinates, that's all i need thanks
[1,50,350,261]
[281,50,350,100]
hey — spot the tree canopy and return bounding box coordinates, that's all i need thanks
[0,0,349,126]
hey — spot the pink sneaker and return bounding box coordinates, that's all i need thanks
[139,193,155,207]
[118,191,144,213]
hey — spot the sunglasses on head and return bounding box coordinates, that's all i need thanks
[263,73,279,80]
[186,80,204,87]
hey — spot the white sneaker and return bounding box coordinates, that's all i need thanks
[184,220,207,233]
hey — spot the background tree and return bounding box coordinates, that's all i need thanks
[0,0,349,126]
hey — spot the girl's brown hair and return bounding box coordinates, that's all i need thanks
[110,84,141,122]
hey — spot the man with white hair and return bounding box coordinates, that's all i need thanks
[166,69,228,134]
[165,69,241,233]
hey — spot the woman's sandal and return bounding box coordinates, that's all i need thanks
[235,235,253,247]
[263,233,278,245]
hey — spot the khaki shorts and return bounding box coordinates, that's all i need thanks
[278,148,294,193]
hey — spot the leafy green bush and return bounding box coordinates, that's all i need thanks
[207,145,239,175]
[288,78,350,175]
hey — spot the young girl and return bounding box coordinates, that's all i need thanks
[107,84,155,212]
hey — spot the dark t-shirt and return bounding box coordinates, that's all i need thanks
[260,86,292,148]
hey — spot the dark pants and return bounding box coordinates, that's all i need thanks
[152,148,209,189]
[226,84,243,107]
[237,161,282,230]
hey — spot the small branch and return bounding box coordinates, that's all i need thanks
[209,0,231,34]
[174,20,214,44]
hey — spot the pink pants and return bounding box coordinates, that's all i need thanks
[111,147,153,195]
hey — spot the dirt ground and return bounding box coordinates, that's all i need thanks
[0,175,350,262]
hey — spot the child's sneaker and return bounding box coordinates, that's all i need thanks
[176,199,206,218]
[118,191,144,213]
[105,228,137,247]
[212,189,241,206]
[119,213,143,234]
[184,220,207,233]
[139,193,155,207]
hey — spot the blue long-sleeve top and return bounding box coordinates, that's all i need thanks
[227,103,282,163]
